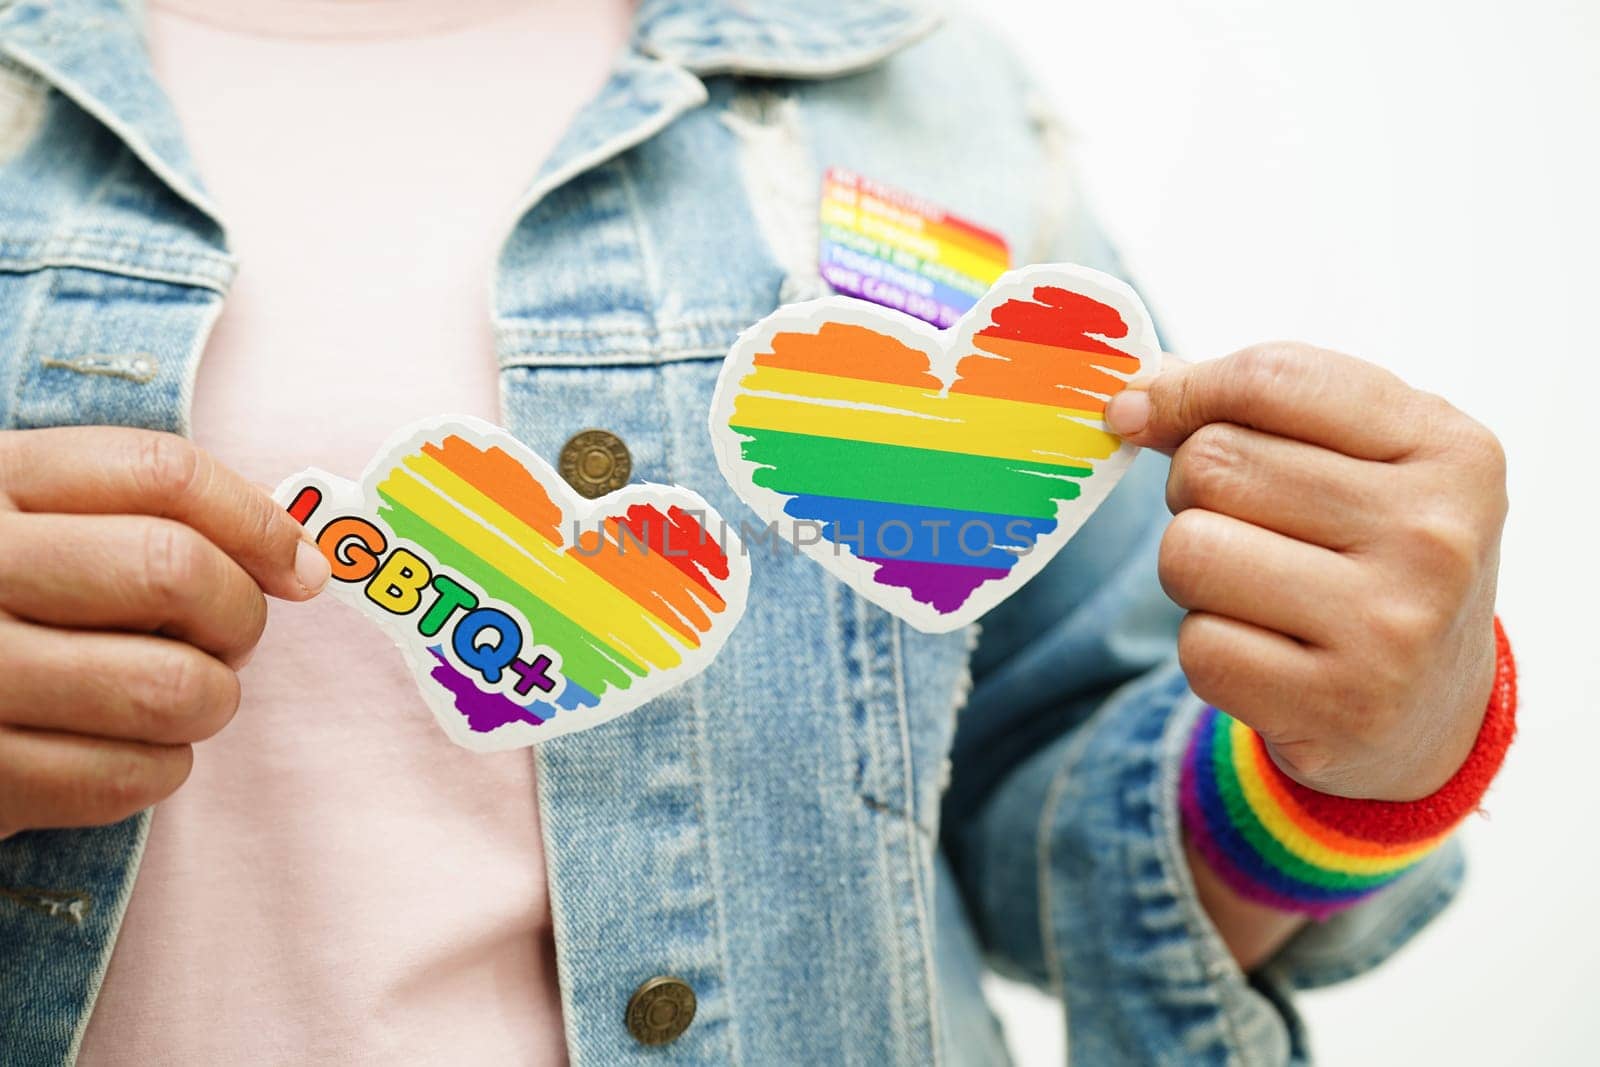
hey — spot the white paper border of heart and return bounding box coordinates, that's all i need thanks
[274,414,750,751]
[708,263,1160,635]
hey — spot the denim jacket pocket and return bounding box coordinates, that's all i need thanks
[0,260,224,434]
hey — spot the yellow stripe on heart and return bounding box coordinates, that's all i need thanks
[382,455,687,671]
[731,365,1121,465]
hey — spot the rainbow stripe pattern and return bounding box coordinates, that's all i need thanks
[279,416,748,750]
[713,265,1157,633]
[1180,707,1444,917]
[1181,621,1517,918]
[376,433,736,732]
[819,167,1010,328]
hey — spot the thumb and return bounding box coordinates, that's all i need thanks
[1105,352,1194,454]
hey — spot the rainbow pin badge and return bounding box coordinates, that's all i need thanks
[818,167,1011,328]
[275,416,749,751]
[709,263,1159,634]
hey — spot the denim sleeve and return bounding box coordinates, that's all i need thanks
[941,446,1466,1066]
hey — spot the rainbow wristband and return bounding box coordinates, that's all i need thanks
[1180,618,1516,919]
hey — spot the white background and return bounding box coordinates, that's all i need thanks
[973,2,1600,1064]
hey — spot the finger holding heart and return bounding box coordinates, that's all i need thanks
[1106,342,1507,801]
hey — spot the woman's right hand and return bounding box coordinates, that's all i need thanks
[0,428,330,838]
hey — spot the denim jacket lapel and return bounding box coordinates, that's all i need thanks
[0,0,221,228]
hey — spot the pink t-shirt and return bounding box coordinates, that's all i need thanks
[78,3,631,1062]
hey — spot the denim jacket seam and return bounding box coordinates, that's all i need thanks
[495,314,759,338]
[847,595,941,1059]
[9,263,59,418]
[494,313,755,368]
[0,193,233,291]
[1155,694,1267,1065]
[1034,714,1089,1002]
[0,231,232,268]
[633,160,743,1053]
[0,252,232,292]
[612,150,671,356]
[532,746,584,1063]
[890,617,943,1067]
[64,808,152,1063]
[498,348,732,370]
[685,674,745,1063]
[171,291,223,438]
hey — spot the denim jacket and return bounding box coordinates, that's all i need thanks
[0,1,1463,1063]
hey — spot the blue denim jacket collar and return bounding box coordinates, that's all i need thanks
[632,0,939,77]
[0,0,938,235]
[0,0,218,222]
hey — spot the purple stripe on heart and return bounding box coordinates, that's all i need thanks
[860,557,1012,614]
[428,648,545,733]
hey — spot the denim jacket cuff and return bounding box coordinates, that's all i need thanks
[1035,661,1464,1066]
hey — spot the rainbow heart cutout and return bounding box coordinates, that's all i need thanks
[709,263,1158,634]
[275,416,749,751]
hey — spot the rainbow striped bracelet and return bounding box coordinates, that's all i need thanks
[1180,619,1516,919]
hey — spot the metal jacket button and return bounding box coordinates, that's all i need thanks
[559,429,631,498]
[626,975,696,1046]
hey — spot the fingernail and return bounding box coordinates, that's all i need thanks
[1106,389,1151,436]
[294,539,331,595]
